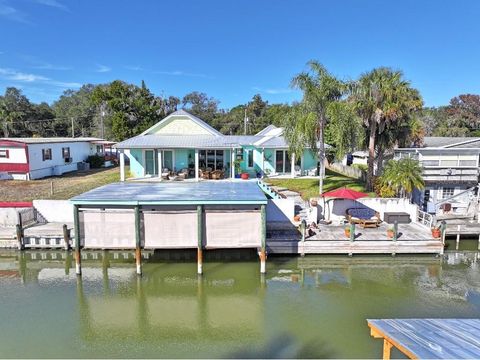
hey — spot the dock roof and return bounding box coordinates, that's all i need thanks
[70,181,268,206]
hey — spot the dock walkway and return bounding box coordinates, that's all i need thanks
[267,222,443,255]
[368,318,480,359]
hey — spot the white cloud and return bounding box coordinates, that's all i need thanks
[0,67,80,89]
[95,64,111,73]
[124,65,143,71]
[252,86,293,95]
[33,0,69,12]
[31,63,71,71]
[0,1,30,23]
[155,70,207,78]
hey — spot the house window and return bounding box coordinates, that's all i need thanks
[247,150,254,168]
[96,145,103,154]
[62,147,70,159]
[42,148,52,161]
[442,187,455,199]
[422,160,439,167]
[199,150,224,170]
[0,149,9,158]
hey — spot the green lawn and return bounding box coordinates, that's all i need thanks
[266,169,372,200]
[3,166,126,202]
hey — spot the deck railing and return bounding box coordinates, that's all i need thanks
[17,207,47,228]
[417,209,435,228]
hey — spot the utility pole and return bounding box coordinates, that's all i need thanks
[100,102,106,139]
[71,117,74,138]
[244,108,249,135]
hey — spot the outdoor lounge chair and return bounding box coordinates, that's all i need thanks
[346,208,381,228]
[210,169,224,180]
[161,168,171,180]
[177,168,188,180]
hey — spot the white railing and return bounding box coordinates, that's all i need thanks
[417,209,435,228]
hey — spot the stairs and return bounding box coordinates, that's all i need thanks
[257,180,283,199]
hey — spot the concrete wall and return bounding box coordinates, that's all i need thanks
[0,208,23,227]
[32,200,73,223]
[266,198,295,223]
[323,197,418,224]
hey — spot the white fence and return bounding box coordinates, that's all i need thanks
[328,162,366,181]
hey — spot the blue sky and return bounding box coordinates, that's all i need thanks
[0,0,479,109]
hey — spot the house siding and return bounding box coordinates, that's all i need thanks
[127,148,144,177]
[152,116,214,136]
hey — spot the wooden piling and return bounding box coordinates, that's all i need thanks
[440,221,447,255]
[73,204,81,275]
[62,224,70,250]
[349,222,355,242]
[16,224,24,250]
[260,204,266,274]
[134,205,142,276]
[393,220,398,242]
[456,224,461,250]
[197,205,203,275]
[300,220,306,257]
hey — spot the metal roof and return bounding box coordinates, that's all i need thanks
[0,137,103,144]
[423,137,480,148]
[116,134,263,149]
[70,181,268,205]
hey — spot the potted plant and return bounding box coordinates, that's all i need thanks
[241,172,249,180]
[234,159,242,178]
[344,226,351,238]
[387,226,395,239]
[431,226,441,239]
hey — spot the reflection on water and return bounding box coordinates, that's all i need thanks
[0,250,480,358]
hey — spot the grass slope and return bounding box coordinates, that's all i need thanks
[266,169,371,200]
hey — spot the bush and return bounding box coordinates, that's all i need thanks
[351,163,368,172]
[86,155,105,168]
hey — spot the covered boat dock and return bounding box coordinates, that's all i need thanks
[70,181,268,275]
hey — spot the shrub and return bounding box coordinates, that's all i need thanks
[352,163,368,172]
[86,155,105,169]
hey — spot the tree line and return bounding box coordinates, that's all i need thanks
[1,62,480,192]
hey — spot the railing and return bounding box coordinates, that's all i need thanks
[417,209,435,228]
[17,208,47,228]
[435,186,477,206]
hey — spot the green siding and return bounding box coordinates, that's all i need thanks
[174,149,191,171]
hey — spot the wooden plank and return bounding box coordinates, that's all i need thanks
[367,319,480,359]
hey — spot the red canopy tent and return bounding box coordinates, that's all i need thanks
[320,187,369,221]
[320,187,369,200]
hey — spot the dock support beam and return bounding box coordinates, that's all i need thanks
[197,205,203,275]
[135,205,142,276]
[382,339,393,360]
[393,220,398,242]
[440,220,446,255]
[456,224,461,250]
[63,224,70,251]
[260,204,266,274]
[349,222,355,242]
[73,204,81,275]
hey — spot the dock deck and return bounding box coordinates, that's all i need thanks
[267,222,443,255]
[368,318,480,359]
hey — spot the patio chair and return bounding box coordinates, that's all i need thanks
[346,208,381,228]
[177,168,189,180]
[211,169,224,180]
[201,169,211,179]
[161,168,171,180]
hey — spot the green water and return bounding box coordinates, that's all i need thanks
[1,250,480,359]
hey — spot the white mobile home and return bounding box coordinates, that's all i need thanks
[0,137,112,180]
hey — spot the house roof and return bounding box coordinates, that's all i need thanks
[140,109,223,137]
[70,181,268,205]
[0,137,104,144]
[422,137,480,148]
[116,135,263,149]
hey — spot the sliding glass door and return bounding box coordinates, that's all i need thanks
[145,150,155,176]
[275,150,299,174]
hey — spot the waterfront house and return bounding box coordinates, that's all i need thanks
[115,109,319,181]
[0,137,114,180]
[394,137,480,213]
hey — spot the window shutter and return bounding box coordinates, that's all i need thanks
[42,149,45,161]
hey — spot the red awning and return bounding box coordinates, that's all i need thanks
[320,187,368,200]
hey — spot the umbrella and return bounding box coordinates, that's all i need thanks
[320,187,368,200]
[320,187,369,221]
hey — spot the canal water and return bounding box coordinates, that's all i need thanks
[1,250,480,359]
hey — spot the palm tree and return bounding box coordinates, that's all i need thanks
[380,158,424,199]
[287,60,345,194]
[350,68,423,190]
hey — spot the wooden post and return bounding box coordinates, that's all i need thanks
[63,224,70,250]
[120,151,125,181]
[349,222,355,242]
[383,339,393,360]
[260,204,266,274]
[73,204,82,275]
[300,220,306,257]
[135,205,142,276]
[197,205,203,275]
[456,224,461,250]
[393,220,398,242]
[16,224,24,250]
[441,220,447,255]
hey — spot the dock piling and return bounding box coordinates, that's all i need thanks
[300,220,306,257]
[73,204,82,275]
[349,222,355,242]
[134,206,142,276]
[197,205,203,275]
[456,224,461,250]
[62,224,70,251]
[16,224,24,251]
[260,204,266,274]
[393,221,398,242]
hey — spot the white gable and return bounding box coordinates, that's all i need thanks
[142,110,222,137]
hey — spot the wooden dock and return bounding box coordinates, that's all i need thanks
[267,222,444,255]
[368,319,480,359]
